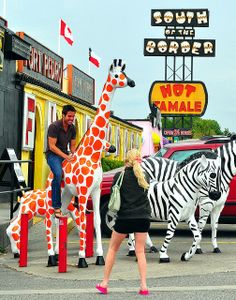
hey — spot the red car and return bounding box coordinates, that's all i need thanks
[99,136,236,236]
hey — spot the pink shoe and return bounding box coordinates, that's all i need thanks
[139,289,150,295]
[96,284,108,294]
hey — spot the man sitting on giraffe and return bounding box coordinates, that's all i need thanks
[46,104,77,218]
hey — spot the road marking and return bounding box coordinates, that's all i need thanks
[1,285,236,295]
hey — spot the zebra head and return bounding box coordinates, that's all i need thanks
[177,152,222,201]
[195,154,222,201]
[109,59,135,88]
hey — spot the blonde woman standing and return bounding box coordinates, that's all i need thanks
[96,149,151,296]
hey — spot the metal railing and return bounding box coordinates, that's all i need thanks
[0,159,32,219]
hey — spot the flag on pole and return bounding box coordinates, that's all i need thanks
[60,19,74,46]
[89,48,101,68]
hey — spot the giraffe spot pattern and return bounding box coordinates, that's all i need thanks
[72,162,79,173]
[78,175,84,184]
[93,140,102,151]
[84,147,93,156]
[105,112,110,119]
[65,177,71,184]
[80,186,88,195]
[80,196,86,204]
[78,147,83,156]
[86,176,93,188]
[72,175,77,184]
[12,226,19,232]
[99,131,105,139]
[112,79,117,85]
[79,157,86,165]
[38,208,46,215]
[61,180,65,188]
[65,163,72,174]
[103,93,109,101]
[119,82,125,87]
[84,136,89,147]
[96,116,106,128]
[67,203,75,211]
[81,166,90,176]
[106,84,113,92]
[89,136,94,145]
[86,160,92,167]
[38,199,45,207]
[81,212,85,222]
[91,152,100,163]
[12,233,19,241]
[92,127,99,136]
[29,201,36,211]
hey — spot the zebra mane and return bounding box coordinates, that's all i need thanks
[176,151,218,172]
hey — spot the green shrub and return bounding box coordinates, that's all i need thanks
[101,157,124,172]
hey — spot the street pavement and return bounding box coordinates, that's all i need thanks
[1,218,236,299]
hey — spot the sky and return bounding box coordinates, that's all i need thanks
[1,0,236,132]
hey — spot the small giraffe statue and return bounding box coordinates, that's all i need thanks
[6,59,135,268]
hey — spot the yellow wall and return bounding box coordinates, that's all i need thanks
[21,83,142,189]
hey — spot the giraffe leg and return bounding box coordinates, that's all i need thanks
[76,188,89,268]
[6,216,21,257]
[6,195,36,258]
[45,212,57,267]
[91,187,105,265]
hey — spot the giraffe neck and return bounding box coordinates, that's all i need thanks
[92,78,115,131]
[75,75,115,156]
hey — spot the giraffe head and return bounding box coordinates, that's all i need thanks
[109,59,135,88]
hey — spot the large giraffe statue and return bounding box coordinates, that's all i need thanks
[7,59,135,268]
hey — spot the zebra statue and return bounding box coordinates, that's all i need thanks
[128,152,221,262]
[149,152,221,262]
[139,136,236,255]
[196,137,236,253]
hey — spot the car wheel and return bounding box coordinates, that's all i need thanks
[100,201,112,237]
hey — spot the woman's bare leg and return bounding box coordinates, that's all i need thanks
[100,230,127,287]
[135,232,148,291]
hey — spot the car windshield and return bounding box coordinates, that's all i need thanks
[170,149,213,162]
[154,148,214,162]
[154,148,168,158]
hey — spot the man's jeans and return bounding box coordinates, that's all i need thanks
[46,153,64,209]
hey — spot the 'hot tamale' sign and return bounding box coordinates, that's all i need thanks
[149,81,207,116]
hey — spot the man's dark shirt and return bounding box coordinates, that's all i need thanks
[46,119,76,157]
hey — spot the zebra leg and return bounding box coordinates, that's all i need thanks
[196,202,212,254]
[127,233,157,256]
[210,203,225,253]
[181,215,201,261]
[159,220,178,263]
[146,233,158,253]
[127,233,136,256]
